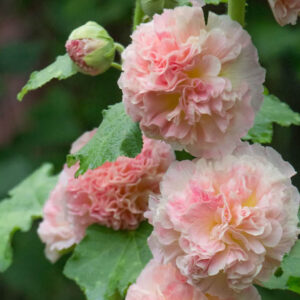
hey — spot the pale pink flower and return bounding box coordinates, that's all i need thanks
[37,164,86,262]
[146,143,299,297]
[126,260,203,300]
[268,0,300,26]
[67,136,175,230]
[38,129,97,262]
[38,132,174,261]
[118,6,265,158]
[126,259,260,300]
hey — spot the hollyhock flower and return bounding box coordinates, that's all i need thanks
[126,259,260,300]
[118,6,265,158]
[37,130,97,262]
[146,143,299,297]
[268,0,300,26]
[67,136,174,230]
[38,131,174,262]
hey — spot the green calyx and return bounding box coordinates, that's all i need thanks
[83,38,115,74]
[68,21,112,41]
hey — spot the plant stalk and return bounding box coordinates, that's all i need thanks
[133,0,144,31]
[228,0,246,27]
[111,62,122,71]
[114,43,125,55]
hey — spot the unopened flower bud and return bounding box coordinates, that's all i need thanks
[65,21,115,76]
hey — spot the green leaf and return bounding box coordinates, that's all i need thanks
[244,94,300,143]
[287,277,300,294]
[67,102,143,177]
[256,286,300,300]
[0,164,57,272]
[262,240,300,294]
[17,54,77,101]
[175,150,195,161]
[64,222,153,300]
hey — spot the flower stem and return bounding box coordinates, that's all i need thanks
[133,0,144,31]
[111,62,122,71]
[114,43,125,55]
[228,0,246,27]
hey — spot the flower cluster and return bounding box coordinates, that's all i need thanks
[119,6,265,158]
[38,131,174,262]
[121,7,299,298]
[40,3,299,300]
[145,143,299,298]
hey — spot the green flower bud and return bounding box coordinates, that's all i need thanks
[65,21,115,76]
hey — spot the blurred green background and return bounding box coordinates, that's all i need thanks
[0,0,299,299]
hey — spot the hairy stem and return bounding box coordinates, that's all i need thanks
[133,0,144,31]
[228,0,246,27]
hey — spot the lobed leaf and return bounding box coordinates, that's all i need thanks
[67,102,143,177]
[244,94,300,143]
[17,54,77,101]
[64,222,153,300]
[0,164,57,272]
